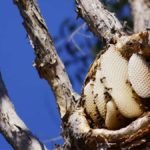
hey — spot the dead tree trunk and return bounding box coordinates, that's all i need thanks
[0,0,149,150]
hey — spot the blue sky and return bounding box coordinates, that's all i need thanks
[0,0,76,149]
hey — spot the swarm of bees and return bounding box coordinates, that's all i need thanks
[81,35,150,130]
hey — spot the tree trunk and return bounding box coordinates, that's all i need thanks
[0,0,149,149]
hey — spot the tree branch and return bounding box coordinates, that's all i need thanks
[13,0,79,118]
[10,0,150,149]
[0,73,47,150]
[130,0,150,32]
[64,32,150,150]
[67,107,150,149]
[76,0,125,43]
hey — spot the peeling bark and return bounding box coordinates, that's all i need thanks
[0,0,149,149]
[67,108,150,149]
[13,0,79,118]
[130,0,150,32]
[76,0,125,43]
[0,73,46,150]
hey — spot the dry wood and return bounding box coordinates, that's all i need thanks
[76,0,125,43]
[130,0,150,32]
[0,73,47,150]
[14,0,79,118]
[0,0,149,149]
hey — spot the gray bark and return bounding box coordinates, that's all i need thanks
[0,0,149,150]
[0,73,47,150]
[130,0,150,32]
[13,0,79,118]
[76,0,125,43]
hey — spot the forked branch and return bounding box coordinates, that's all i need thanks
[2,0,148,150]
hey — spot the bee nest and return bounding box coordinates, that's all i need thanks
[82,44,150,129]
[128,54,150,98]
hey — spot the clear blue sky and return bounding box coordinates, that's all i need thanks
[0,0,76,149]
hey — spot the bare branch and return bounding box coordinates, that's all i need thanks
[8,0,150,149]
[68,107,150,149]
[76,0,125,43]
[13,0,79,118]
[130,0,150,32]
[0,73,47,150]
